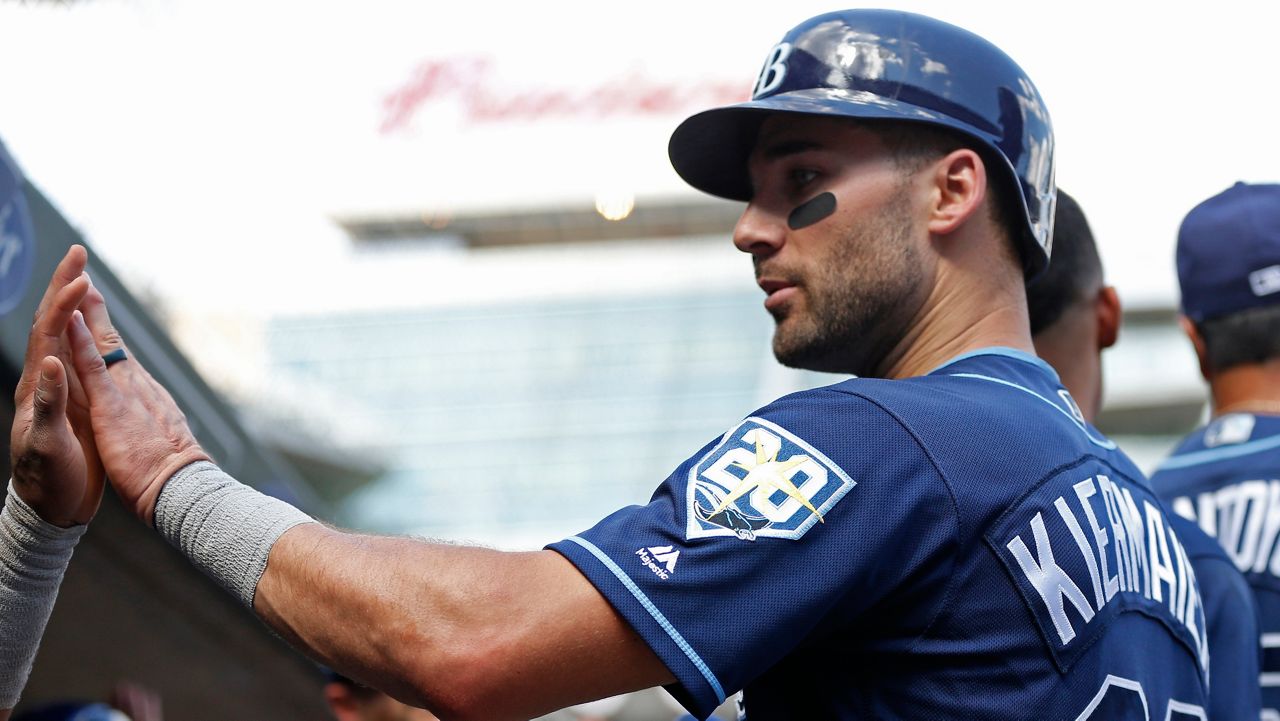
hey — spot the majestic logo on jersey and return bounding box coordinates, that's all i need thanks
[686,417,854,541]
[988,467,1208,674]
[635,546,680,580]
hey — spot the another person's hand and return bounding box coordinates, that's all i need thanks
[8,246,102,527]
[109,680,164,721]
[64,287,209,526]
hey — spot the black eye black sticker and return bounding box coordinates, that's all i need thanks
[787,192,836,230]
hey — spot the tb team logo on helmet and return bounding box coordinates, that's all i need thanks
[752,43,792,99]
[686,417,855,542]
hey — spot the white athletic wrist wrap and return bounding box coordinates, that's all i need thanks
[0,482,86,708]
[154,461,315,608]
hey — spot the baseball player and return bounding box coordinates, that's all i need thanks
[6,10,1212,720]
[1030,189,1262,719]
[1149,182,1280,719]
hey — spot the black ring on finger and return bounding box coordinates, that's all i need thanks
[102,348,128,367]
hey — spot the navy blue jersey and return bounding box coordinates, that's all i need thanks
[1168,513,1262,719]
[549,349,1209,720]
[1152,412,1280,718]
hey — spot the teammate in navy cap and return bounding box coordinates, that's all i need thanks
[1030,189,1261,719]
[8,9,1211,721]
[1151,182,1280,718]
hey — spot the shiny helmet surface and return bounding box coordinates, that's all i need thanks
[669,9,1056,276]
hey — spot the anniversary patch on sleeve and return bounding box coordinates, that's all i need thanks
[686,417,855,542]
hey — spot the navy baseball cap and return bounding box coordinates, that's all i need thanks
[1177,182,1280,322]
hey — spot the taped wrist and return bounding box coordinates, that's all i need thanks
[154,461,315,609]
[0,483,86,708]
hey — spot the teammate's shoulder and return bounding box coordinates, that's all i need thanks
[1156,412,1280,474]
[1167,512,1230,562]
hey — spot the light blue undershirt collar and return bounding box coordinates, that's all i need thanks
[927,346,1060,382]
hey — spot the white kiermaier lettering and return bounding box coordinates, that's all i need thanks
[1004,475,1208,670]
[1169,526,1190,624]
[1144,501,1179,606]
[753,42,792,98]
[1055,495,1105,609]
[1008,512,1095,644]
[1099,477,1131,593]
[1117,488,1150,597]
[1078,477,1119,602]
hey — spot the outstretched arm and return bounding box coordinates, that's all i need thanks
[63,280,672,721]
[256,525,671,719]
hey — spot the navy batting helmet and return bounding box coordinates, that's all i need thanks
[669,9,1056,277]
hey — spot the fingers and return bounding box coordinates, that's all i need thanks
[31,245,87,324]
[30,356,68,430]
[79,278,126,357]
[20,273,89,391]
[66,309,123,413]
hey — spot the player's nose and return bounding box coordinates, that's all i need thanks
[732,202,786,257]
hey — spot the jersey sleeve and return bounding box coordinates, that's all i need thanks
[546,388,960,719]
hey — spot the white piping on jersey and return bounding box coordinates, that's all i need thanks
[566,536,726,704]
[948,373,1118,450]
[928,346,1062,382]
[1157,432,1280,471]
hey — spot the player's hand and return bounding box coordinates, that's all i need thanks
[8,245,103,527]
[65,286,210,526]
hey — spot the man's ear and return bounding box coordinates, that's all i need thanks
[1096,285,1121,350]
[926,148,987,236]
[1179,315,1212,380]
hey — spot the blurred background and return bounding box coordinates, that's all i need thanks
[0,0,1278,718]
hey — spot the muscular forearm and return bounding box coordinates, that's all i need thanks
[145,462,669,720]
[255,524,671,720]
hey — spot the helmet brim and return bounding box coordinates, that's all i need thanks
[667,88,1048,278]
[668,88,988,203]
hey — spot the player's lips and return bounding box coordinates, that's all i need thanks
[758,278,798,311]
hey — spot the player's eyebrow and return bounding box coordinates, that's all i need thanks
[759,139,824,160]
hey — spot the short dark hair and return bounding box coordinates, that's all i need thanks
[1027,189,1102,335]
[1198,304,1280,371]
[864,120,1026,272]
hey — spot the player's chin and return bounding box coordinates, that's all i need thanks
[772,324,823,369]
